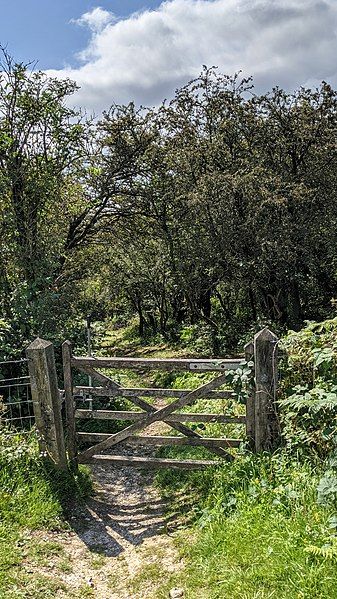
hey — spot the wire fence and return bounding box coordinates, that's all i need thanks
[0,358,35,432]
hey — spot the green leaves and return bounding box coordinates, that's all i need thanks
[280,318,337,456]
[312,347,336,368]
[225,360,253,404]
[317,473,337,505]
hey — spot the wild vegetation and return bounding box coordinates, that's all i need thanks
[2,48,337,597]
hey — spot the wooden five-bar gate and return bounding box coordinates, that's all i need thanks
[26,328,279,471]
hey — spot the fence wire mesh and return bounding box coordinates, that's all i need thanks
[0,358,35,432]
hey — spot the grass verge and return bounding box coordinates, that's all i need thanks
[153,452,337,598]
[0,428,92,598]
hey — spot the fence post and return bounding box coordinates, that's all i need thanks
[26,338,67,470]
[244,340,255,451]
[254,327,280,451]
[62,340,78,470]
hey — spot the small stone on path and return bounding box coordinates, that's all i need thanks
[169,589,184,598]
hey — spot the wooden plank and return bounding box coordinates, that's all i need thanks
[254,328,279,451]
[72,356,242,371]
[26,338,67,470]
[78,432,242,447]
[62,341,78,469]
[244,340,255,451]
[79,454,220,469]
[78,372,232,461]
[74,386,234,399]
[76,365,233,461]
[75,409,246,424]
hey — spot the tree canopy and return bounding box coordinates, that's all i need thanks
[1,54,337,356]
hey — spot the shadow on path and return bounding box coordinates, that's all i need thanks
[69,461,175,557]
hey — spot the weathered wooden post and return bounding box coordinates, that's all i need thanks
[62,340,78,470]
[26,338,67,470]
[253,328,280,451]
[244,340,255,451]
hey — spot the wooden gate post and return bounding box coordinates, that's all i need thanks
[253,328,280,451]
[26,338,67,470]
[244,340,255,451]
[62,341,78,470]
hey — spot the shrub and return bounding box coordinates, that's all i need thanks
[279,318,337,456]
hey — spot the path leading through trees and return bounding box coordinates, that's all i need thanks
[28,417,185,598]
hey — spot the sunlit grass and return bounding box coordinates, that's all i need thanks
[154,453,337,598]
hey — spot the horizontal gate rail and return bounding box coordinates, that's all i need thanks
[71,356,242,371]
[78,432,243,447]
[74,385,235,399]
[75,409,246,424]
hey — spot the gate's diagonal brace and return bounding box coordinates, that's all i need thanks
[78,372,232,462]
[77,365,153,411]
[77,365,233,460]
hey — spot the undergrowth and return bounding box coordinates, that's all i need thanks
[4,318,337,597]
[280,317,337,456]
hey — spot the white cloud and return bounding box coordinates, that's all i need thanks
[71,7,115,33]
[49,0,337,114]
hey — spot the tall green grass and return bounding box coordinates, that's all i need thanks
[155,453,337,598]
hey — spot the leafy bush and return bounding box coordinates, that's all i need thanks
[154,317,337,596]
[279,318,337,456]
[179,323,217,356]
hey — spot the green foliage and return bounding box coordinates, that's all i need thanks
[92,69,337,348]
[152,319,337,597]
[2,54,337,354]
[98,317,142,354]
[4,46,337,598]
[0,428,91,525]
[280,318,337,456]
[316,451,337,510]
[0,49,91,358]
[179,323,217,356]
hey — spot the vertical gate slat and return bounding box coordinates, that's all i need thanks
[62,340,78,469]
[244,340,255,451]
[254,328,280,451]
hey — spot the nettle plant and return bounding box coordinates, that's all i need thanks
[279,318,337,456]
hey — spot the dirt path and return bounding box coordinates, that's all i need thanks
[34,417,185,598]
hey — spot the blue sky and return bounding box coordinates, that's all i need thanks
[1,1,337,113]
[0,1,161,68]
